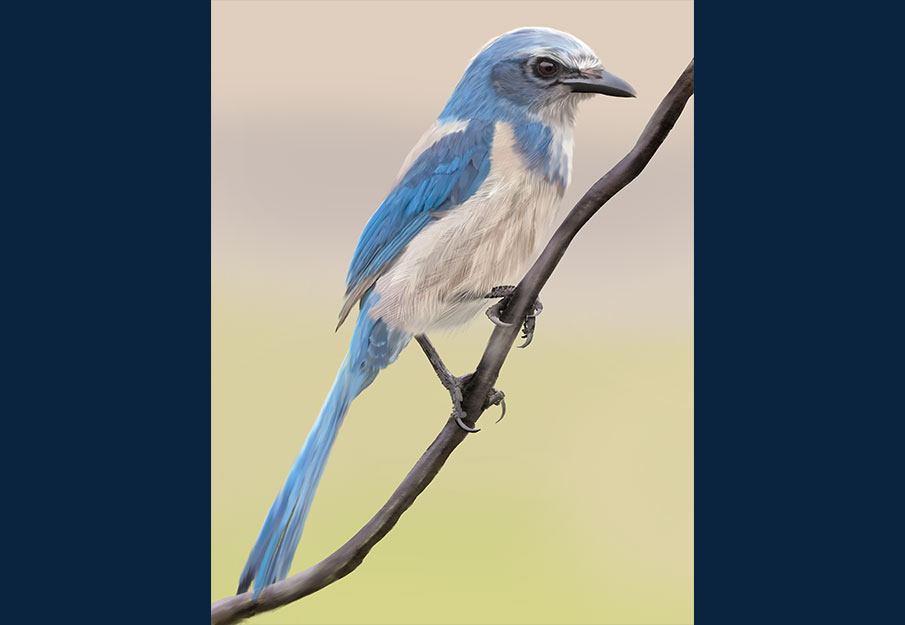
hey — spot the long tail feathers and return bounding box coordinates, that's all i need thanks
[237,293,409,597]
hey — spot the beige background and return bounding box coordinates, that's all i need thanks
[212,1,693,623]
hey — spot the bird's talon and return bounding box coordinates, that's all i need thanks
[485,286,543,346]
[480,388,506,422]
[494,395,507,423]
[455,413,481,433]
[485,302,514,328]
[533,300,543,317]
[518,314,537,348]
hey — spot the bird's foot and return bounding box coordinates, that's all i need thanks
[484,285,544,348]
[414,335,506,433]
[448,373,506,433]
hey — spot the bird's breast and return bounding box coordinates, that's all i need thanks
[371,121,568,334]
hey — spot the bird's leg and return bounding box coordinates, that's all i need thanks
[484,285,544,348]
[415,334,506,433]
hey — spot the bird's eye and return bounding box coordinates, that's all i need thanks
[535,59,559,78]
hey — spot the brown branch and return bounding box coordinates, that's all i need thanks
[211,58,694,625]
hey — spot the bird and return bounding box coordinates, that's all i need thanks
[237,26,635,596]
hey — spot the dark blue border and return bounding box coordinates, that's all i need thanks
[6,2,898,623]
[696,5,899,623]
[5,4,209,622]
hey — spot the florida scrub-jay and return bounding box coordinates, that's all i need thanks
[237,27,635,595]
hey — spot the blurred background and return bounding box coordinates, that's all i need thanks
[212,1,693,623]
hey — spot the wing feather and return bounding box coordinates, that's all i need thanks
[337,119,494,328]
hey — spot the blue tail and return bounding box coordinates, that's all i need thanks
[237,293,411,596]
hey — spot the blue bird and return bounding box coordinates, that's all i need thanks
[237,27,635,596]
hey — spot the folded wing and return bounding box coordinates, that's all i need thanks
[338,119,495,328]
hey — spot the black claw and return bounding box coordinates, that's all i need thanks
[518,315,536,348]
[486,301,514,328]
[481,388,506,423]
[519,298,543,347]
[485,286,543,348]
[455,413,481,433]
[494,396,507,423]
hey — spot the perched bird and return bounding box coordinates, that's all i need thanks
[237,26,635,596]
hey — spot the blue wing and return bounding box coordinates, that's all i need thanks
[337,119,495,327]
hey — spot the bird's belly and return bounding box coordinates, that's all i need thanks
[371,168,563,334]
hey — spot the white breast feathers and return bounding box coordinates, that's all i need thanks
[371,122,567,335]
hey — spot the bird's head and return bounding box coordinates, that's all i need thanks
[440,27,635,126]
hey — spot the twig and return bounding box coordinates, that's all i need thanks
[211,58,694,625]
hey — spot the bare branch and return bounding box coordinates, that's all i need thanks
[211,58,694,625]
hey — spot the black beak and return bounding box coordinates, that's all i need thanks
[560,69,636,98]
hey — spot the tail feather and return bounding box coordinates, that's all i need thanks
[237,293,410,596]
